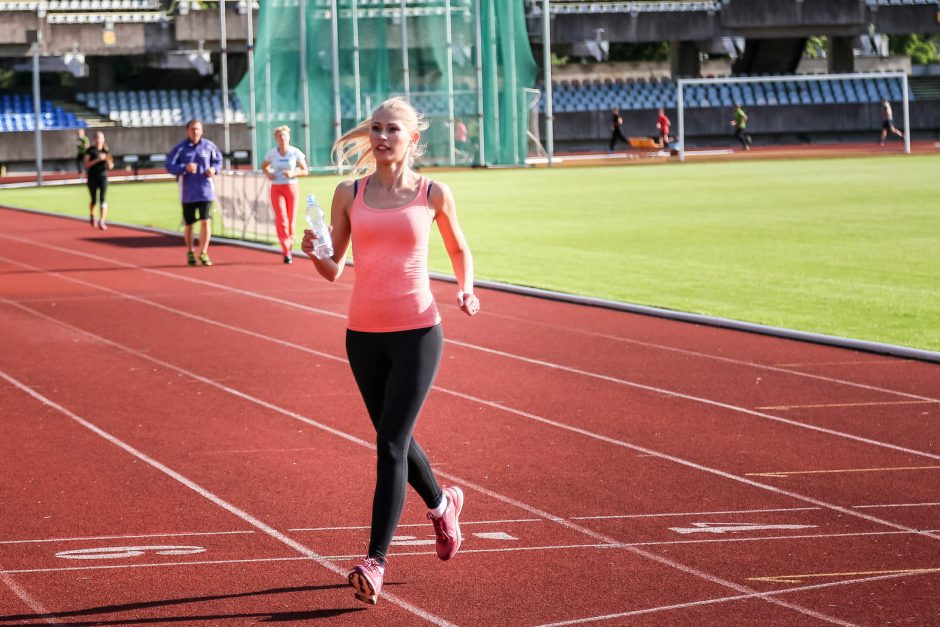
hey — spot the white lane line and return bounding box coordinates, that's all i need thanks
[0,371,455,627]
[5,234,937,409]
[747,465,940,478]
[443,340,940,462]
[10,528,940,576]
[855,501,940,509]
[572,507,821,520]
[534,568,938,626]
[1,556,310,575]
[3,279,940,546]
[467,310,940,403]
[7,288,940,542]
[9,503,936,547]
[572,501,940,520]
[2,251,938,470]
[290,518,542,532]
[0,303,849,625]
[0,530,254,545]
[758,400,937,410]
[434,388,940,544]
[0,570,56,624]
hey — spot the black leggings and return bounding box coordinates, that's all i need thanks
[609,127,627,150]
[346,324,444,561]
[87,176,108,206]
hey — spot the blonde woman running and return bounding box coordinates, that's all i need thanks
[301,97,479,605]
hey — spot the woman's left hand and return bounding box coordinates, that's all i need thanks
[458,291,480,317]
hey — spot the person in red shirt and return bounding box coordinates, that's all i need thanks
[656,108,672,147]
[301,96,479,606]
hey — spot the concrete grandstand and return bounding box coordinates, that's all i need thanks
[1,0,938,171]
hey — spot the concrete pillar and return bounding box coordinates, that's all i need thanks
[827,36,856,74]
[85,58,115,92]
[670,40,701,78]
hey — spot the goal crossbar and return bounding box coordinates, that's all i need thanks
[676,70,911,161]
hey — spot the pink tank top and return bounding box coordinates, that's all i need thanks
[347,175,441,332]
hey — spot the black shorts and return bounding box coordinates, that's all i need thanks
[882,120,894,131]
[182,201,212,226]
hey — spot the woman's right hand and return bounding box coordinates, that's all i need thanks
[300,228,316,258]
[300,226,333,259]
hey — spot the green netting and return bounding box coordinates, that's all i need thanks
[235,0,536,170]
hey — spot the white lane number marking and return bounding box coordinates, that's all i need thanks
[669,522,817,535]
[56,545,207,560]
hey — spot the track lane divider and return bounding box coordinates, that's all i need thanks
[3,236,939,462]
[0,369,455,627]
[0,298,870,625]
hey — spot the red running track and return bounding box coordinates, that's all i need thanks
[1,207,939,626]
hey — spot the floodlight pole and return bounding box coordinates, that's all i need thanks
[352,0,362,120]
[246,0,257,169]
[445,0,456,165]
[507,3,519,164]
[473,0,485,165]
[400,0,410,101]
[31,32,43,186]
[488,1,500,162]
[330,0,341,143]
[219,0,231,168]
[541,0,553,166]
[299,0,311,157]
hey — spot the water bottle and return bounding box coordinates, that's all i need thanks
[304,194,333,260]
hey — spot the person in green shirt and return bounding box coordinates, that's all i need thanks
[731,103,752,151]
[75,128,90,178]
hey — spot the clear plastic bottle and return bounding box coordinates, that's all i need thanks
[304,194,333,260]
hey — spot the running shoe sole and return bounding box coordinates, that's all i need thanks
[348,570,377,605]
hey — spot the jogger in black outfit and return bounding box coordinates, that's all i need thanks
[609,107,628,151]
[83,131,113,230]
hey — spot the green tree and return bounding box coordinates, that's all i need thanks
[804,36,827,59]
[889,34,940,64]
[608,41,671,63]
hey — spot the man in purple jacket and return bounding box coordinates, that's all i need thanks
[166,119,223,266]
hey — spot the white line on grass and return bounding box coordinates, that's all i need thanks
[0,300,851,626]
[0,371,456,627]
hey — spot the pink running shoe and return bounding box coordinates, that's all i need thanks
[428,486,464,560]
[348,557,385,605]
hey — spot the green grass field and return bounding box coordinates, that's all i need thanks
[2,154,938,351]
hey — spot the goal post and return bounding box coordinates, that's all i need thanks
[676,71,911,162]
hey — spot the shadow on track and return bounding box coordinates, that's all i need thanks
[0,584,367,624]
[80,235,181,249]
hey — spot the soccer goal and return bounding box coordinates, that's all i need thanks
[676,71,911,161]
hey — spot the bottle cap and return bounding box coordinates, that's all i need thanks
[306,194,315,204]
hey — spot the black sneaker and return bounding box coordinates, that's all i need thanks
[187,251,196,266]
[283,255,293,264]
